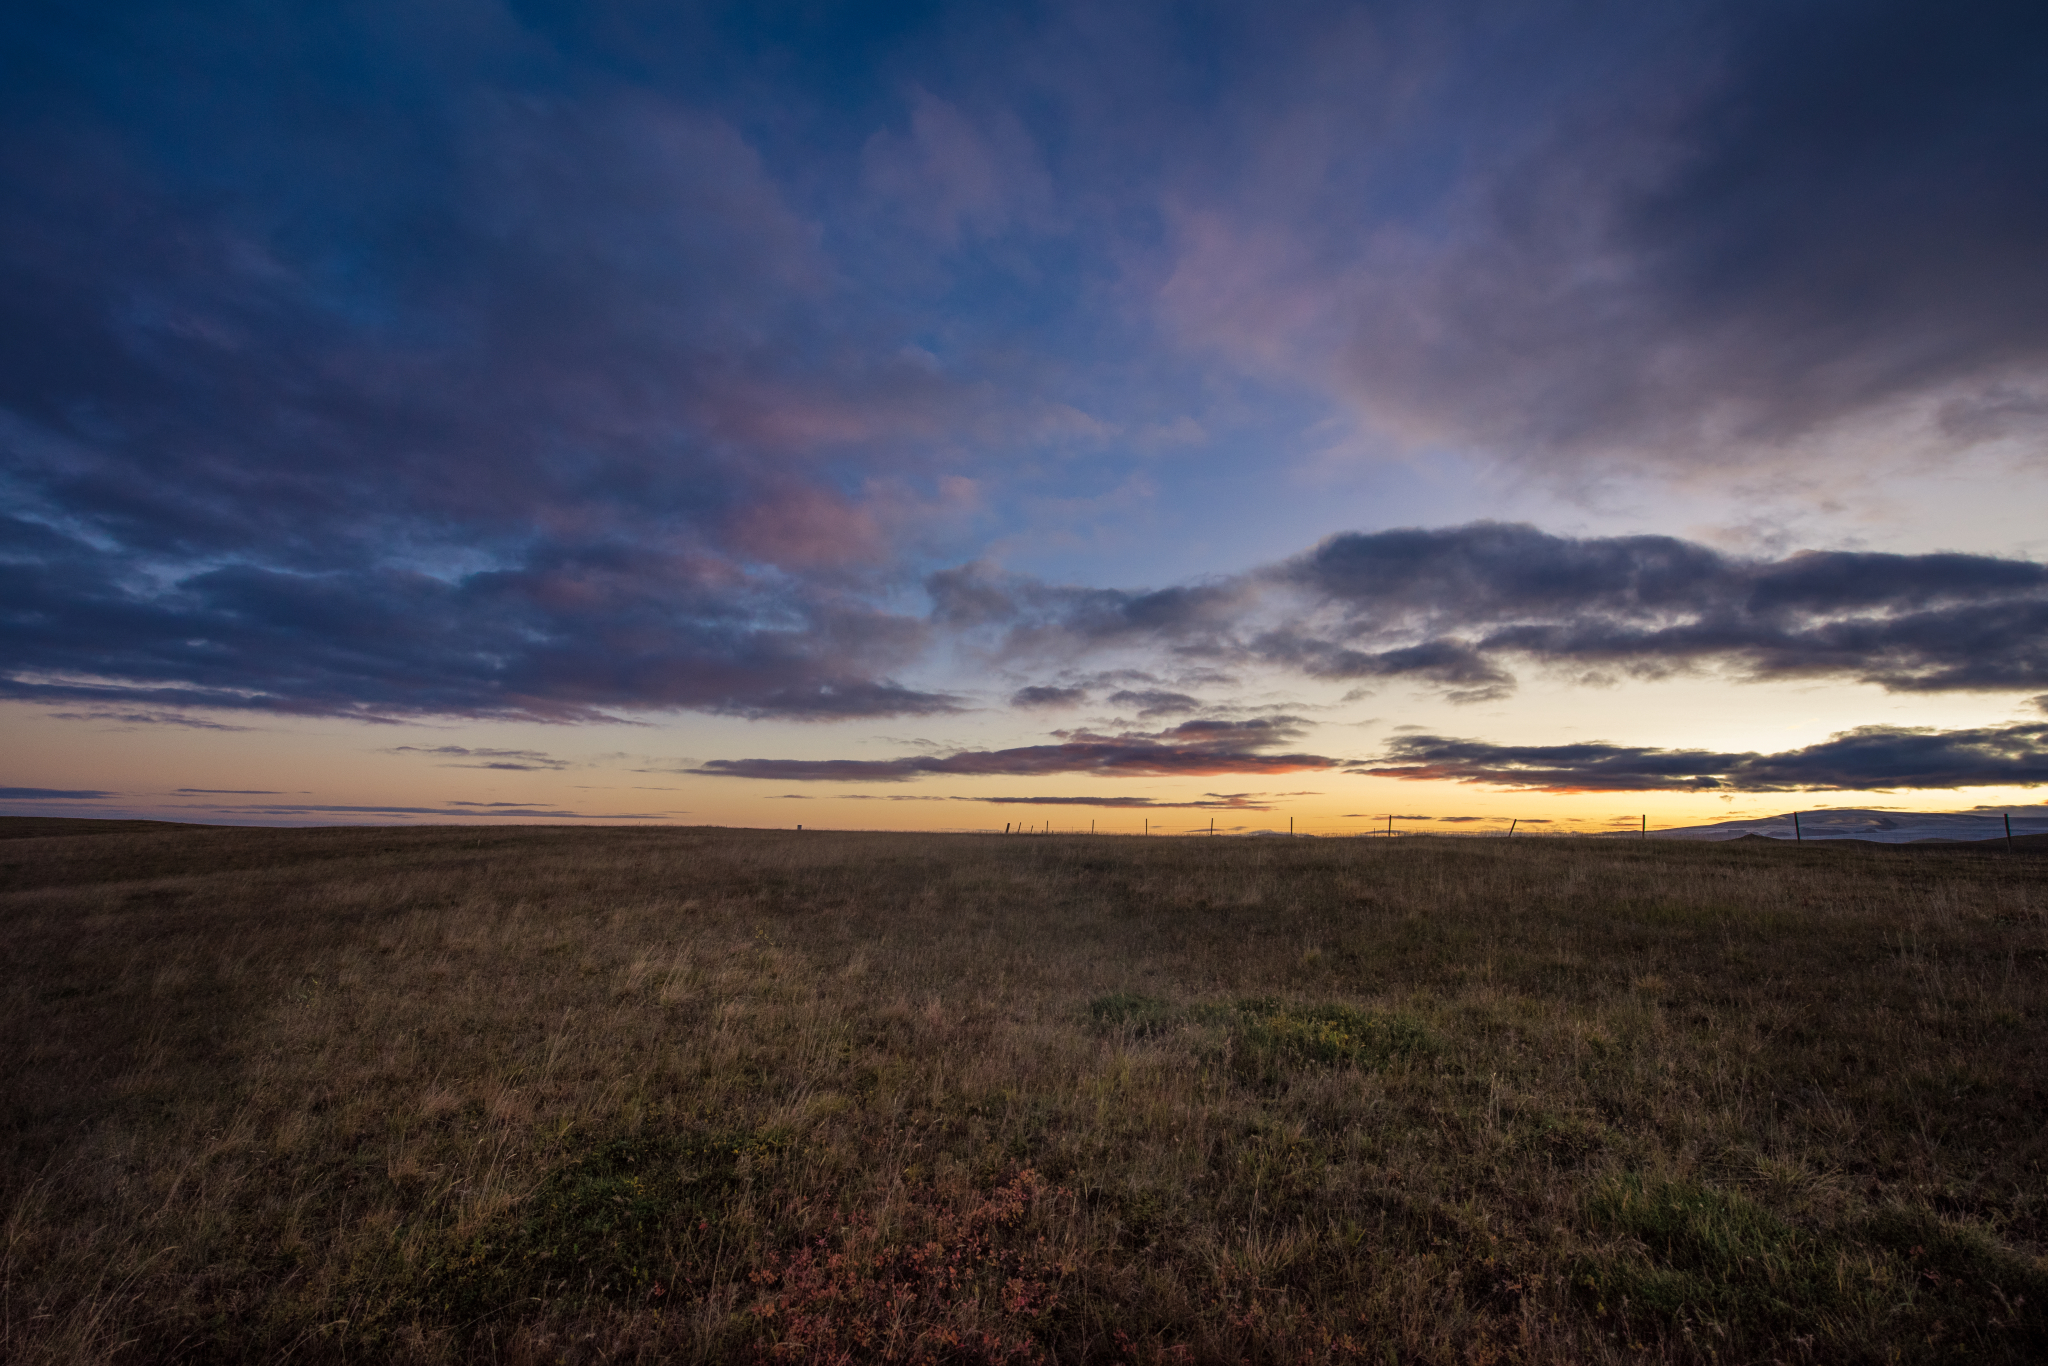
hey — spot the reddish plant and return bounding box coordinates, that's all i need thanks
[748,1169,1069,1364]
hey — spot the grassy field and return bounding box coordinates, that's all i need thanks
[2,819,2044,1364]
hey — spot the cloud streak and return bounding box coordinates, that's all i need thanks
[386,745,573,771]
[694,718,1335,782]
[1357,721,2048,793]
[171,802,673,820]
[963,793,1272,810]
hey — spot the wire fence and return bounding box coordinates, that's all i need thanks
[805,810,2043,847]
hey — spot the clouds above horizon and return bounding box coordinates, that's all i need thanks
[3,0,2045,776]
[694,718,1334,783]
[1158,1,2048,467]
[968,793,1273,810]
[1359,721,2048,793]
[386,745,572,771]
[960,523,2048,704]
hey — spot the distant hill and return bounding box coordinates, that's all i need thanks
[0,816,220,840]
[1637,807,2048,845]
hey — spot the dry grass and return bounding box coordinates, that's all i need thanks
[2,820,2044,1363]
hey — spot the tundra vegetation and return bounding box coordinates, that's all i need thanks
[2,817,2044,1364]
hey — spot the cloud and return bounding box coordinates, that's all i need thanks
[955,523,2048,701]
[0,9,1004,726]
[1356,721,2048,793]
[1278,523,2048,695]
[1166,1,2048,469]
[927,560,1251,648]
[1010,684,1087,708]
[694,717,1336,782]
[174,802,671,819]
[962,794,1272,810]
[1106,688,1202,716]
[47,709,253,731]
[386,745,572,771]
[2,519,962,723]
[0,786,111,799]
[175,788,283,795]
[862,87,1055,245]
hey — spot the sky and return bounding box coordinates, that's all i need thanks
[4,0,2048,836]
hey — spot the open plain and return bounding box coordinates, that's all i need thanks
[3,819,2045,1364]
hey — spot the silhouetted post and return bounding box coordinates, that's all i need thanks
[2007,812,2015,852]
[1210,817,1216,836]
[797,824,802,831]
[1508,819,1516,837]
[1004,822,1010,834]
[1289,816,1294,836]
[1091,820,1095,835]
[1794,812,1802,842]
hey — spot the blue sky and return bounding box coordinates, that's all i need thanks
[5,0,2048,832]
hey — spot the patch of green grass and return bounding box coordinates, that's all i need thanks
[1094,992,1434,1090]
[411,1127,787,1329]
[1576,1176,2048,1361]
[1086,991,1178,1037]
[1578,1176,1834,1329]
[1227,999,1433,1071]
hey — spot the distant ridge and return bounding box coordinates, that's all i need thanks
[0,816,223,840]
[1636,807,2048,845]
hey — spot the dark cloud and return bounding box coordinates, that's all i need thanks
[965,524,2048,701]
[1,518,960,723]
[47,709,253,731]
[964,794,1271,810]
[386,745,571,771]
[1357,721,2048,793]
[173,802,669,819]
[175,789,283,795]
[1336,0,2048,463]
[0,6,987,724]
[1106,688,1201,716]
[0,787,111,799]
[1281,523,2048,696]
[1010,684,1087,708]
[695,717,1335,782]
[928,562,1249,650]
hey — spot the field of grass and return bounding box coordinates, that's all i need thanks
[3,819,2045,1364]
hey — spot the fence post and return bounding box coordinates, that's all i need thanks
[2007,812,2015,852]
